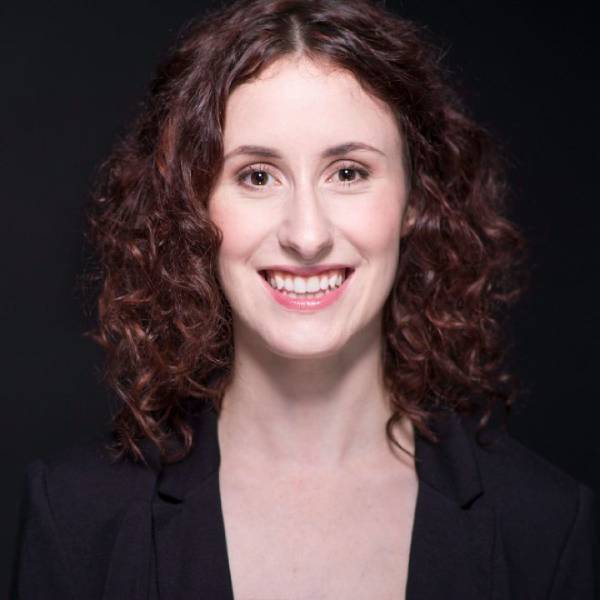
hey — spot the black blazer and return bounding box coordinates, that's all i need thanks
[10,400,599,599]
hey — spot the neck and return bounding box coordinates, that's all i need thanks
[216,321,414,478]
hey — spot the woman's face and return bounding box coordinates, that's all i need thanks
[208,55,411,359]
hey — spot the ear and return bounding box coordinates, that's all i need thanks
[400,204,416,238]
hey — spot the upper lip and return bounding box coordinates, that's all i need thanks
[258,264,355,277]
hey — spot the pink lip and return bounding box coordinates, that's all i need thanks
[259,270,354,312]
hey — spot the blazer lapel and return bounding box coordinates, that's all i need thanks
[405,409,497,600]
[150,401,498,600]
[152,401,234,600]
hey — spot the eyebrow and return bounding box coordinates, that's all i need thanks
[223,141,386,162]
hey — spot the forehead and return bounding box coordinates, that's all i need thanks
[223,56,402,156]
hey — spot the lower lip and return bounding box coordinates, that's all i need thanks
[260,270,354,312]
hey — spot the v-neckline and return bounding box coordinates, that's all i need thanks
[150,401,496,600]
[213,408,426,600]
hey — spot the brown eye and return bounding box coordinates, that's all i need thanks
[333,165,370,186]
[249,170,269,186]
[338,167,358,182]
[237,164,275,190]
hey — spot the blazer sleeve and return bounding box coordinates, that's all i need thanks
[10,459,76,600]
[549,482,600,599]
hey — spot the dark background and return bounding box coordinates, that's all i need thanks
[2,0,598,592]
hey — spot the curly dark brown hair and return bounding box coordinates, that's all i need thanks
[82,0,527,466]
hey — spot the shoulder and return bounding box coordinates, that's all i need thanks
[24,432,157,526]
[13,435,159,598]
[467,421,598,592]
[470,423,596,510]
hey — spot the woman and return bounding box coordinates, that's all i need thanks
[11,0,598,598]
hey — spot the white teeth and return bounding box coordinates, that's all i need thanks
[274,273,285,290]
[293,276,307,293]
[265,269,347,294]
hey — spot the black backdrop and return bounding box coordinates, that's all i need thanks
[2,0,599,592]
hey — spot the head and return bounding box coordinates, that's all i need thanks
[85,0,526,464]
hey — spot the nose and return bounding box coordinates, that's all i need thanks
[277,182,334,262]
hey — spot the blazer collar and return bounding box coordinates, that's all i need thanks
[413,407,485,508]
[151,400,222,503]
[152,400,486,509]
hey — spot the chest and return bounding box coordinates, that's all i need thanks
[218,467,419,600]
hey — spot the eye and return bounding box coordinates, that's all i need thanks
[329,163,371,187]
[236,163,276,189]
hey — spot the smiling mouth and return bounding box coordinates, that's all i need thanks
[258,267,354,292]
[259,267,355,308]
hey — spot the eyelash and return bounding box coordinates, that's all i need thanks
[236,162,371,191]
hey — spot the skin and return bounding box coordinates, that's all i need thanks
[208,53,415,480]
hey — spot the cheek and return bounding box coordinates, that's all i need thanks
[209,200,261,261]
[346,194,404,256]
